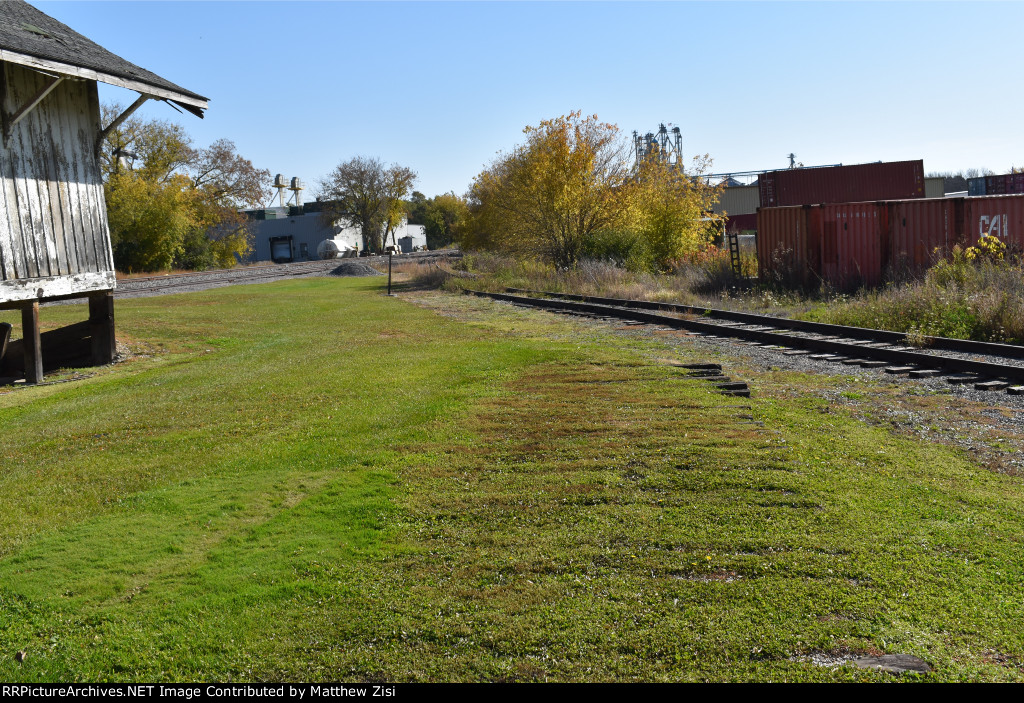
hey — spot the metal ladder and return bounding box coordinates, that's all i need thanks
[727,230,742,277]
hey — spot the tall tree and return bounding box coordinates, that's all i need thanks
[105,172,198,272]
[190,138,273,208]
[380,165,418,249]
[627,154,722,271]
[464,112,721,270]
[405,191,430,225]
[424,192,469,249]
[316,157,417,253]
[99,103,193,182]
[465,112,633,267]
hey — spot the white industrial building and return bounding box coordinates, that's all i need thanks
[244,201,427,263]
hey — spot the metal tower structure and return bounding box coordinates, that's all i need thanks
[632,123,683,169]
[287,177,304,207]
[273,173,288,207]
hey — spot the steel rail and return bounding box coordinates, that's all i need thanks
[114,262,336,295]
[117,261,291,284]
[468,289,1024,385]
[116,251,458,288]
[505,287,1024,361]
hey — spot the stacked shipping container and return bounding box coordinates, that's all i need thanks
[888,198,959,273]
[818,203,887,289]
[757,160,925,208]
[758,194,1024,289]
[716,161,929,236]
[968,174,1024,197]
[755,206,817,286]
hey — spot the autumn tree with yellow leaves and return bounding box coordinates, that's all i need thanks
[628,153,722,271]
[466,112,632,267]
[101,103,271,271]
[463,112,721,271]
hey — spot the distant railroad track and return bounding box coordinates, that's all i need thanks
[114,251,460,297]
[466,288,1024,394]
[115,260,338,296]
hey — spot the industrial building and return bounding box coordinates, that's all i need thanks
[0,0,207,382]
[243,204,427,263]
[242,176,427,263]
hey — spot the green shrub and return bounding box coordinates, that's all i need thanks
[580,229,645,268]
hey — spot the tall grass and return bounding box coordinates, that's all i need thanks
[433,251,759,304]
[806,250,1024,343]
[426,243,1024,344]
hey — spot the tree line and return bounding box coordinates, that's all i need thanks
[320,112,723,271]
[313,158,468,254]
[101,104,271,272]
[103,109,720,273]
[101,108,467,271]
[459,112,722,272]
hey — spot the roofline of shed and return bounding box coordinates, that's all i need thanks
[0,47,208,112]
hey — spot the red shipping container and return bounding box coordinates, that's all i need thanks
[756,205,819,285]
[985,175,1007,195]
[887,198,963,275]
[818,203,886,289]
[725,213,757,232]
[963,194,1024,250]
[758,160,925,208]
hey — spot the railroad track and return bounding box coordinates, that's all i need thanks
[466,288,1024,395]
[115,251,460,297]
[115,260,338,296]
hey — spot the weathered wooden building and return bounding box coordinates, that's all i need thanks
[0,0,207,382]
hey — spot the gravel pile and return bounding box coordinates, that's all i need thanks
[328,262,383,277]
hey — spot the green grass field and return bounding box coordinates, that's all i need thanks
[1,277,1023,681]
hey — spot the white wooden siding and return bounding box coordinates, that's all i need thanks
[0,269,115,304]
[0,61,114,302]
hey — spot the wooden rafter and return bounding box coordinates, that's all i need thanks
[0,70,63,144]
[95,93,150,156]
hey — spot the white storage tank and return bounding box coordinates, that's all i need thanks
[317,239,354,259]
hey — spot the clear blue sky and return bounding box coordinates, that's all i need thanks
[33,0,1024,197]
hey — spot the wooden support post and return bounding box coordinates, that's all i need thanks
[88,291,116,365]
[0,321,10,363]
[21,301,42,384]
